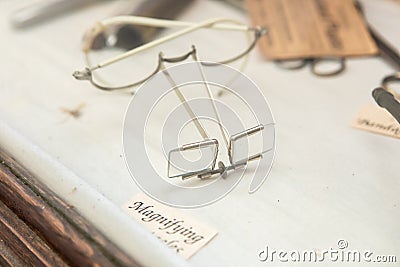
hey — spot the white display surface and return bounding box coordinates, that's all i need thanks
[0,1,399,266]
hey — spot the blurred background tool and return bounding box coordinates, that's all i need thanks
[90,0,195,51]
[372,72,400,123]
[220,0,244,11]
[355,0,400,71]
[373,86,400,123]
[10,0,103,29]
[354,1,400,122]
[274,57,346,77]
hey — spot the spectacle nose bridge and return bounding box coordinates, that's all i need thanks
[72,68,92,81]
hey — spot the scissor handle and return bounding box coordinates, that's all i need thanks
[372,87,400,123]
[274,59,309,70]
[310,57,346,77]
[382,72,400,98]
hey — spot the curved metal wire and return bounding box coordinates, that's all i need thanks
[274,57,346,77]
[382,72,400,97]
[310,58,345,77]
[73,16,266,92]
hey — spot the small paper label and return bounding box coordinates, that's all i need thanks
[351,105,400,139]
[246,0,377,59]
[123,193,218,259]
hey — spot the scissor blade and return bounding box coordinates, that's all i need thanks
[368,26,400,71]
[354,0,400,71]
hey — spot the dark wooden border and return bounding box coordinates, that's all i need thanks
[0,199,68,267]
[0,149,141,267]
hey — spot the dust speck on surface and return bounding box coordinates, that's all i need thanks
[60,103,85,118]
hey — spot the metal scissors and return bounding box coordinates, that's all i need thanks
[354,1,400,73]
[275,0,400,78]
[275,57,346,77]
[355,0,400,123]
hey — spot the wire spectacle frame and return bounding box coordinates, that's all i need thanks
[73,15,272,181]
[73,16,267,92]
[154,46,274,181]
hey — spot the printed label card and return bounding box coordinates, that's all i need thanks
[351,105,400,139]
[123,193,218,259]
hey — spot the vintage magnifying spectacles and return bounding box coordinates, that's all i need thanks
[155,46,274,181]
[73,16,267,92]
[73,16,273,182]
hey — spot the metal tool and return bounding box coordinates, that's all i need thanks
[355,1,400,121]
[372,71,400,124]
[10,0,102,28]
[90,0,194,51]
[354,0,400,71]
[373,86,400,123]
[275,57,346,77]
[275,1,400,77]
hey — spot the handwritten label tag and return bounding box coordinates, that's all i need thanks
[246,0,377,59]
[123,193,218,259]
[351,105,400,139]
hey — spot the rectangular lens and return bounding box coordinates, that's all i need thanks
[168,139,218,179]
[228,124,274,166]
